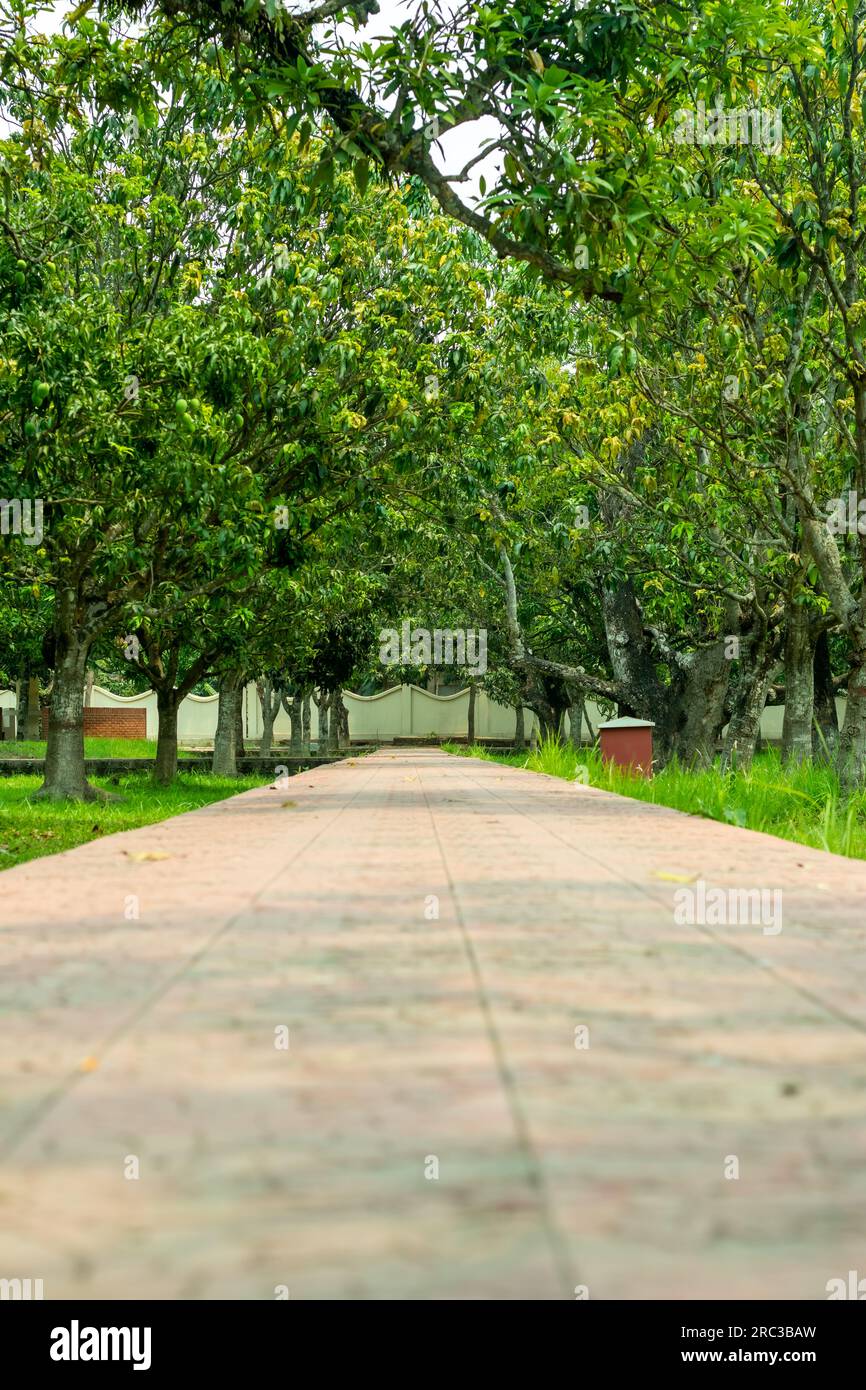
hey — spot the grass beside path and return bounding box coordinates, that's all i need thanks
[0,738,197,760]
[446,739,866,862]
[0,771,263,872]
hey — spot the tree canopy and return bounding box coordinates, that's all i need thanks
[4,1,866,795]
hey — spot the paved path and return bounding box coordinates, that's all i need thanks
[1,748,865,1300]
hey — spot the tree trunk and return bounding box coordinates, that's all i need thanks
[316,690,330,752]
[36,610,95,801]
[525,674,562,741]
[24,673,41,740]
[722,630,776,771]
[258,678,280,759]
[338,696,350,749]
[235,686,246,758]
[302,693,311,756]
[538,709,560,740]
[812,630,839,760]
[154,687,180,786]
[796,466,866,785]
[213,670,244,776]
[514,702,525,750]
[289,692,303,755]
[664,641,731,767]
[601,580,667,739]
[15,670,42,742]
[84,667,94,708]
[568,698,583,750]
[15,671,27,740]
[782,605,815,764]
[602,579,734,765]
[837,634,866,790]
[327,689,341,754]
[467,678,478,744]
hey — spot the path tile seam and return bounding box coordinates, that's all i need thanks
[0,761,385,1161]
[417,762,581,1299]
[446,758,866,1039]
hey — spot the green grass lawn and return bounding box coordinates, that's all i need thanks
[446,739,866,861]
[0,737,198,759]
[0,771,264,871]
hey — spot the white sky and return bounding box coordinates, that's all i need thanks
[329,0,502,202]
[19,0,499,204]
[16,2,497,202]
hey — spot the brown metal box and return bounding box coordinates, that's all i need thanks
[598,717,654,777]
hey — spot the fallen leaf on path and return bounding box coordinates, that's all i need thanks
[79,1056,100,1072]
[281,800,298,808]
[652,870,698,883]
[125,850,172,862]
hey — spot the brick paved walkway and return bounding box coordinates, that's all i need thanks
[1,748,865,1300]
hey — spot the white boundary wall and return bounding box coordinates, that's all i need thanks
[0,683,848,745]
[0,682,539,743]
[244,685,537,744]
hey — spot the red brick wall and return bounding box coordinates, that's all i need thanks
[41,707,147,740]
